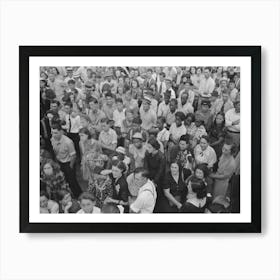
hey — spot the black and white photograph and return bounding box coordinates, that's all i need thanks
[39,65,241,215]
[20,46,260,232]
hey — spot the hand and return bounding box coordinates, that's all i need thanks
[100,169,112,176]
[115,184,120,193]
[177,203,182,209]
[65,201,73,210]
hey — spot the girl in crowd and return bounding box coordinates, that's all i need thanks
[40,159,71,202]
[131,78,143,104]
[180,177,207,213]
[163,161,186,212]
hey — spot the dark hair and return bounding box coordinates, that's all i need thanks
[101,203,120,213]
[147,68,153,73]
[131,79,139,88]
[64,102,73,108]
[100,117,110,124]
[200,135,210,143]
[214,112,225,127]
[105,92,113,98]
[57,189,71,201]
[67,79,76,85]
[179,134,190,143]
[148,138,160,150]
[79,127,91,139]
[175,111,186,121]
[115,98,123,104]
[51,122,63,131]
[88,97,98,104]
[134,167,149,179]
[40,190,49,199]
[157,116,166,124]
[78,192,96,202]
[186,113,195,122]
[170,98,178,106]
[50,100,60,107]
[195,164,209,178]
[159,72,166,78]
[114,161,127,174]
[204,67,212,72]
[190,177,207,199]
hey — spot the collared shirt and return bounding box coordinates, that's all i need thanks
[130,179,157,213]
[157,101,170,118]
[165,109,177,126]
[63,114,82,133]
[139,107,157,131]
[87,109,106,132]
[113,109,126,127]
[51,135,76,163]
[169,123,187,142]
[199,77,215,97]
[225,108,240,132]
[99,128,118,147]
[194,144,217,168]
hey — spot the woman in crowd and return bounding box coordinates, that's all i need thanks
[57,189,81,213]
[40,158,71,202]
[163,161,186,212]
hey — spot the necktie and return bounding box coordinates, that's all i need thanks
[68,115,71,133]
[220,102,225,113]
[159,82,162,93]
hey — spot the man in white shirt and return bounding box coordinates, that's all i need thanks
[77,192,101,214]
[165,78,176,99]
[177,91,194,115]
[130,168,157,214]
[225,101,240,147]
[139,96,157,131]
[198,67,215,98]
[157,90,171,118]
[156,72,167,97]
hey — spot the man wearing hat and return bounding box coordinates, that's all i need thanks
[139,95,157,131]
[195,100,213,132]
[197,67,215,99]
[100,70,117,94]
[128,132,147,168]
[64,67,74,84]
[143,89,158,112]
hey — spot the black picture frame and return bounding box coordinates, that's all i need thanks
[20,46,261,233]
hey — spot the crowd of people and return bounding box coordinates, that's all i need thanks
[40,66,240,214]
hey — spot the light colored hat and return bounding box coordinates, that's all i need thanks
[132,132,143,140]
[104,71,113,78]
[116,146,126,155]
[143,95,152,104]
[66,67,73,71]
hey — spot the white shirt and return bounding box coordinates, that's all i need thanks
[194,145,217,168]
[169,123,187,142]
[199,77,215,97]
[177,99,194,115]
[225,108,240,132]
[130,179,157,213]
[113,109,126,127]
[63,114,82,133]
[156,80,167,96]
[157,101,170,117]
[157,128,170,144]
[77,206,101,214]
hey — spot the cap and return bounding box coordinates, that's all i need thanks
[116,146,126,155]
[85,81,94,88]
[65,67,73,71]
[143,95,152,104]
[132,132,143,140]
[219,77,228,83]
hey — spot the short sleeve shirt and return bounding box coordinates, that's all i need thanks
[51,135,76,163]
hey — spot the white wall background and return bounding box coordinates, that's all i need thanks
[0,0,279,279]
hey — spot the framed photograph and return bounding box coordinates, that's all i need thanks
[20,46,261,233]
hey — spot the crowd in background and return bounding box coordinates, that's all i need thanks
[40,66,240,214]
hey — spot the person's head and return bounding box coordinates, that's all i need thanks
[115,98,124,112]
[134,167,149,187]
[210,90,219,102]
[169,98,178,113]
[51,123,63,141]
[222,71,228,78]
[101,203,120,213]
[131,79,139,89]
[189,177,207,199]
[229,80,236,90]
[50,100,60,112]
[125,89,132,101]
[222,91,229,102]
[85,81,94,94]
[194,116,204,128]
[234,101,240,113]
[146,138,160,154]
[204,67,211,79]
[48,73,55,82]
[164,90,171,104]
[201,101,210,112]
[222,139,236,156]
[112,161,126,179]
[220,79,228,88]
[190,67,196,75]
[215,112,225,126]
[199,135,210,151]
[100,118,110,132]
[132,132,144,149]
[142,99,151,112]
[79,127,91,142]
[165,78,172,89]
[46,110,59,122]
[125,109,134,122]
[180,91,189,105]
[57,189,72,206]
[40,71,48,80]
[64,102,73,114]
[179,134,189,151]
[146,68,153,79]
[41,158,60,177]
[181,75,188,84]
[105,72,112,82]
[40,190,49,208]
[185,113,195,126]
[175,111,185,127]
[105,92,114,106]
[88,97,99,111]
[196,67,202,75]
[78,192,96,213]
[159,72,166,82]
[156,116,166,131]
[80,114,91,128]
[170,161,180,176]
[194,164,209,180]
[67,79,76,90]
